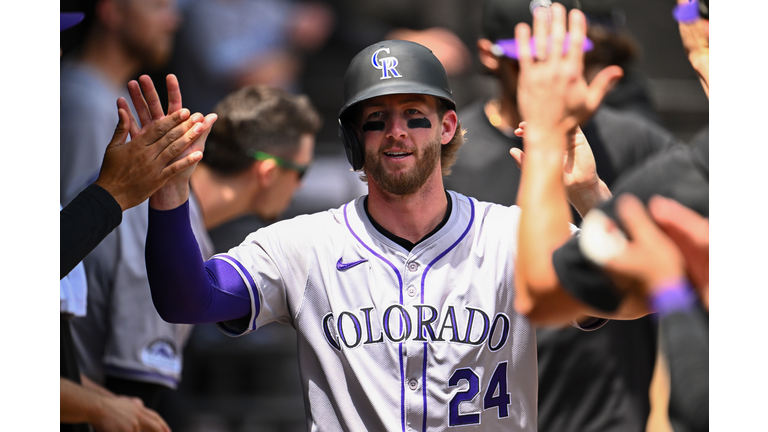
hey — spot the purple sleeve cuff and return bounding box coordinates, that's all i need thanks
[673,0,700,23]
[649,278,697,319]
[146,201,252,324]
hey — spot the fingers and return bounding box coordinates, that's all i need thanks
[515,21,533,68]
[166,74,182,115]
[142,108,193,149]
[549,4,567,61]
[155,113,205,163]
[532,6,550,62]
[193,113,219,148]
[138,75,166,121]
[613,194,659,241]
[648,195,709,248]
[514,121,527,137]
[108,108,131,148]
[648,195,707,232]
[565,8,586,64]
[159,113,217,180]
[510,148,525,169]
[164,150,204,177]
[127,79,152,129]
[116,97,141,138]
[138,407,171,432]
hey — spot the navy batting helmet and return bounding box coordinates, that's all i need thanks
[338,40,456,171]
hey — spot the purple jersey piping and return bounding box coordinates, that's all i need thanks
[420,196,475,432]
[214,254,261,330]
[343,202,406,432]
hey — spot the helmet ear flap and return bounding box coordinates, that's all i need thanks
[338,118,364,171]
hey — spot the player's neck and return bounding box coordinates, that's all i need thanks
[366,173,448,244]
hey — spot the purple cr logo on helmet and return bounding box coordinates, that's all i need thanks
[338,40,456,171]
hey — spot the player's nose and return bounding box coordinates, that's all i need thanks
[385,116,408,140]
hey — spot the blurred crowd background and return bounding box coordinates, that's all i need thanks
[59,1,708,431]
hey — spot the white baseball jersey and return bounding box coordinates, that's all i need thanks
[212,191,537,431]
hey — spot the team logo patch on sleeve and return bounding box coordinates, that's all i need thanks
[141,339,181,374]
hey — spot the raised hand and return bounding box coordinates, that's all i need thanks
[125,75,217,177]
[514,4,623,138]
[93,102,207,211]
[675,0,709,97]
[124,75,218,210]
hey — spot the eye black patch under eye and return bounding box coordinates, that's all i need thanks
[407,118,431,129]
[362,121,385,132]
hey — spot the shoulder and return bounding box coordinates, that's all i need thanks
[450,191,521,227]
[242,201,352,247]
[60,62,118,103]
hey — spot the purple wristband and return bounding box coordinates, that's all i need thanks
[649,278,697,318]
[673,0,700,23]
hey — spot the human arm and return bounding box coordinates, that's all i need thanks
[512,4,624,324]
[93,99,206,212]
[126,75,218,211]
[60,377,170,432]
[675,0,709,98]
[600,194,708,309]
[146,200,252,324]
[602,193,708,431]
[80,374,115,397]
[60,97,206,279]
[510,122,612,216]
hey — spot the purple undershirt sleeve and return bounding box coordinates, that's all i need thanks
[145,200,252,324]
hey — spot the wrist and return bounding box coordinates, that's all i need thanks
[567,178,610,217]
[149,177,191,210]
[523,125,571,146]
[648,277,697,319]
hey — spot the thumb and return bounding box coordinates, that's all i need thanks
[586,65,624,111]
[108,108,131,149]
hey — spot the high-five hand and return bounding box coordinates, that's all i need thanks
[124,74,218,210]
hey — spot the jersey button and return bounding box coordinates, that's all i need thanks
[407,286,417,297]
[407,262,419,272]
[408,379,419,390]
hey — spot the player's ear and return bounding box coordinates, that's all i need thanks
[478,38,500,72]
[440,109,458,145]
[254,158,280,188]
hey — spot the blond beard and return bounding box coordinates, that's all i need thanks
[364,136,441,196]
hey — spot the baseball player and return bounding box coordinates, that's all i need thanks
[144,16,633,430]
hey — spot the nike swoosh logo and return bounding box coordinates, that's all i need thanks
[336,258,368,271]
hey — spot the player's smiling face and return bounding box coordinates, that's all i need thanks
[358,94,444,196]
